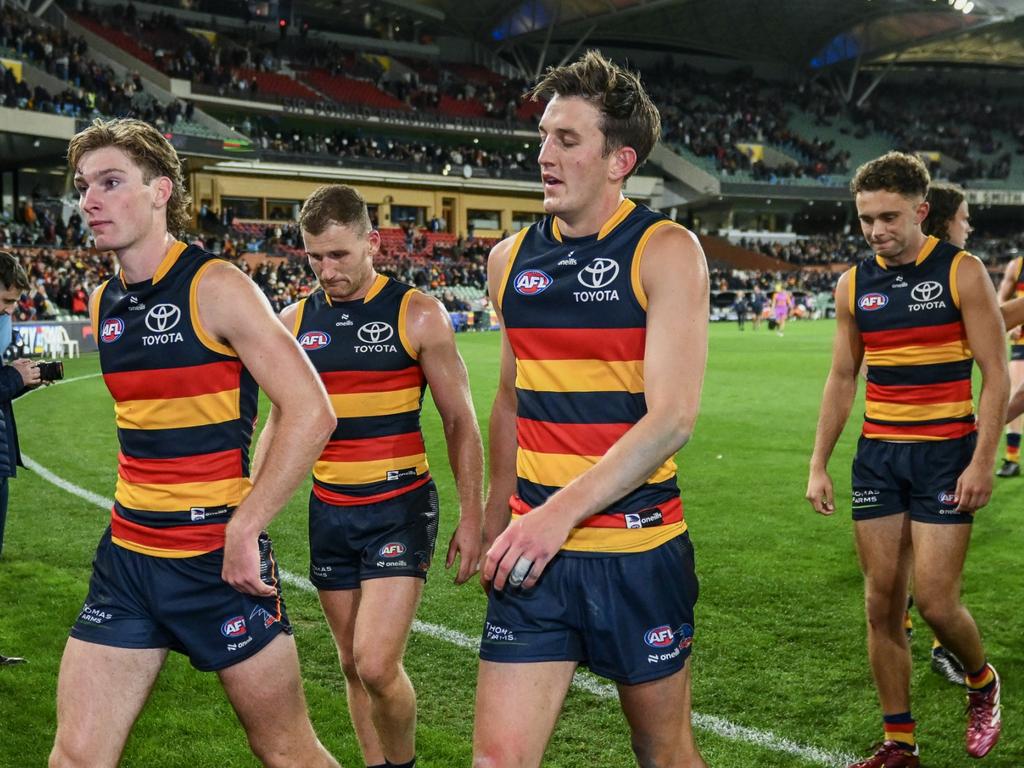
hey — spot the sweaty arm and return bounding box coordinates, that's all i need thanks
[483,225,710,591]
[198,266,335,595]
[407,291,485,584]
[250,302,302,482]
[955,254,1010,512]
[805,269,863,516]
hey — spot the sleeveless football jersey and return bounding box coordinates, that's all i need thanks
[851,236,975,442]
[93,242,258,557]
[499,198,687,554]
[293,275,429,505]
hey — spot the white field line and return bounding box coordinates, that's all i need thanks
[21,372,857,766]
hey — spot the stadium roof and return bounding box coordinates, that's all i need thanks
[304,0,1024,70]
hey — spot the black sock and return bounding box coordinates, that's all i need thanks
[387,760,416,768]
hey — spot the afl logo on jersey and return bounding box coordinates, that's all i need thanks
[514,269,552,295]
[100,317,125,343]
[858,293,888,311]
[299,331,331,350]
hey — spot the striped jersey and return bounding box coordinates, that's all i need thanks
[93,242,258,557]
[851,236,975,442]
[1011,257,1024,337]
[292,275,429,505]
[498,198,686,554]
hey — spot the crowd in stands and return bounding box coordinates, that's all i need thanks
[740,233,870,266]
[2,245,114,321]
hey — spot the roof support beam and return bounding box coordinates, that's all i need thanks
[557,23,597,67]
[534,6,558,80]
[856,53,900,108]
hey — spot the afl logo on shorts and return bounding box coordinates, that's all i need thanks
[644,625,676,648]
[220,616,248,638]
[379,542,406,558]
[100,317,125,343]
[937,490,958,505]
[858,293,888,311]
[514,269,552,295]
[299,331,331,350]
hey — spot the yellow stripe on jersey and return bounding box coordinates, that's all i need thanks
[517,448,676,488]
[116,476,251,511]
[397,289,418,360]
[292,297,307,337]
[497,228,531,312]
[848,266,858,316]
[329,387,421,418]
[152,240,188,284]
[364,274,388,302]
[515,359,645,394]
[864,340,971,367]
[597,199,637,240]
[512,514,686,553]
[865,399,974,422]
[190,260,238,358]
[110,537,211,558]
[115,389,241,430]
[314,454,429,485]
[630,219,678,311]
[950,250,969,309]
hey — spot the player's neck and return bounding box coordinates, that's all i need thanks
[554,192,626,239]
[327,269,380,303]
[880,231,928,268]
[118,230,177,284]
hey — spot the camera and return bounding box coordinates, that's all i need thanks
[37,361,65,382]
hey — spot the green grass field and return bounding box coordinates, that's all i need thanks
[0,320,1020,768]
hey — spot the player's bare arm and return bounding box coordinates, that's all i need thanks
[481,235,521,560]
[998,257,1020,340]
[198,264,335,596]
[954,254,1010,512]
[484,224,709,591]
[806,269,864,516]
[250,301,302,480]
[1000,296,1024,331]
[406,290,485,584]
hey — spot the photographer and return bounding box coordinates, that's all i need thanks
[0,251,40,560]
[0,251,37,667]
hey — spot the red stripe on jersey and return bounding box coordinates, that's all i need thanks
[861,321,964,350]
[313,474,430,506]
[517,417,631,456]
[863,420,976,439]
[507,327,645,361]
[320,367,424,395]
[117,449,243,485]
[319,432,426,462]
[111,510,226,552]
[104,360,243,401]
[510,495,683,528]
[865,379,972,405]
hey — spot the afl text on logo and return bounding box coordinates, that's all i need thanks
[858,293,889,311]
[100,317,125,343]
[299,331,331,350]
[514,269,552,296]
[142,303,184,346]
[575,258,620,302]
[355,321,397,353]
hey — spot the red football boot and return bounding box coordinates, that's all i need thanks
[966,667,1002,758]
[848,741,919,768]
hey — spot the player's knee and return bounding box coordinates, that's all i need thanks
[354,654,402,695]
[48,742,92,768]
[338,651,360,684]
[915,594,957,629]
[472,745,524,768]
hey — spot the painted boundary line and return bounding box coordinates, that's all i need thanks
[22,452,856,768]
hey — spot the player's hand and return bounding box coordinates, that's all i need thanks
[222,520,275,597]
[806,467,836,516]
[11,359,41,389]
[482,504,572,592]
[954,461,992,513]
[445,517,482,585]
[1010,326,1022,342]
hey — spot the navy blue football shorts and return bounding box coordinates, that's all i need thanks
[479,532,698,685]
[851,433,977,524]
[309,479,439,590]
[1011,344,1024,362]
[70,527,292,671]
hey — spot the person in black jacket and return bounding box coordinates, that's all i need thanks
[0,250,40,559]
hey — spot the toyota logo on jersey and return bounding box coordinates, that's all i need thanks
[144,303,181,333]
[100,317,125,343]
[513,269,552,295]
[299,331,331,350]
[577,258,620,289]
[357,322,394,344]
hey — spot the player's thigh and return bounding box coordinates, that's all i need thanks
[911,520,972,606]
[351,576,423,670]
[854,513,913,591]
[52,638,166,764]
[1009,355,1024,387]
[318,587,361,662]
[617,661,697,757]
[473,659,576,768]
[218,633,317,755]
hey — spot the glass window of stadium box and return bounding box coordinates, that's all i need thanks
[468,209,501,230]
[512,211,542,230]
[267,199,302,221]
[221,196,262,220]
[391,205,425,226]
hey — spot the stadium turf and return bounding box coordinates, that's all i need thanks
[0,320,1020,767]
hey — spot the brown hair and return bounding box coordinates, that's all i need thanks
[528,50,661,177]
[850,151,930,200]
[299,184,372,236]
[68,118,192,236]
[0,251,29,292]
[923,181,966,241]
